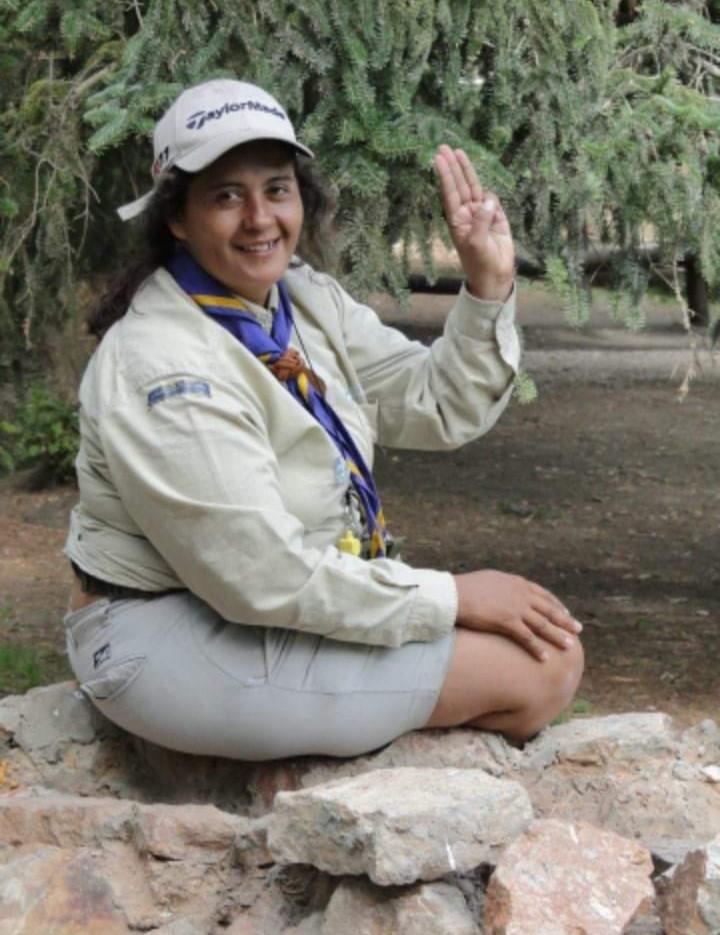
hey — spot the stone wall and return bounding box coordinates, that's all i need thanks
[1,682,719,933]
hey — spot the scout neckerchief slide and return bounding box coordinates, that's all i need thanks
[166,249,390,559]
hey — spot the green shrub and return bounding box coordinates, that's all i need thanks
[0,386,79,486]
[0,642,73,695]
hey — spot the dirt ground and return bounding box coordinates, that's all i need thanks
[1,281,718,725]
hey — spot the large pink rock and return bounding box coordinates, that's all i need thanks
[0,846,131,934]
[0,792,255,933]
[484,819,654,935]
[0,791,247,855]
[133,802,244,860]
[0,793,137,848]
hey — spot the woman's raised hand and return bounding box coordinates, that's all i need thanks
[434,144,515,302]
[453,570,583,662]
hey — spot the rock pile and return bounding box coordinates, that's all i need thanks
[1,682,719,933]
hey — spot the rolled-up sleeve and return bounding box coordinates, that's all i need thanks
[100,375,457,648]
[335,281,520,450]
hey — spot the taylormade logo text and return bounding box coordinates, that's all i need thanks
[186,100,286,131]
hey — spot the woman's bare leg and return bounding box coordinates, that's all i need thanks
[425,626,584,741]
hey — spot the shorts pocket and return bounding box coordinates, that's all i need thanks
[264,627,339,692]
[264,627,298,685]
[79,655,147,703]
[189,615,268,687]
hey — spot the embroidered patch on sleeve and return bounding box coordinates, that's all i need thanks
[147,379,212,408]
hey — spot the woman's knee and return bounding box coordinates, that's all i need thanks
[426,628,584,732]
[544,634,584,707]
[509,635,585,739]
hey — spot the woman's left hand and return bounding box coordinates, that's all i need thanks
[434,144,515,302]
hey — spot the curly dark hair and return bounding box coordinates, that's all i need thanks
[87,152,335,340]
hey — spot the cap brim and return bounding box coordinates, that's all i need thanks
[116,131,313,222]
[176,129,313,173]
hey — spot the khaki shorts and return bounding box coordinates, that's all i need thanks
[64,592,455,761]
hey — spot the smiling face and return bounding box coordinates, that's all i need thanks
[168,140,304,304]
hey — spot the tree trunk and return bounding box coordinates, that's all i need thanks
[616,0,640,26]
[685,253,710,328]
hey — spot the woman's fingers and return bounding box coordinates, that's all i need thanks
[494,609,578,662]
[529,584,583,634]
[435,145,482,219]
[482,197,513,238]
[496,619,550,662]
[433,148,462,219]
[548,606,583,635]
[439,144,472,204]
[436,146,506,230]
[523,610,577,650]
[454,569,582,663]
[455,148,484,203]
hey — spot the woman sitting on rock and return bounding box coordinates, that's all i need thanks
[64,78,583,760]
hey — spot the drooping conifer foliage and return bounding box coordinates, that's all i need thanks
[2,0,720,376]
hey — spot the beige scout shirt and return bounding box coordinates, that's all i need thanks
[65,261,520,648]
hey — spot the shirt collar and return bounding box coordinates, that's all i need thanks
[237,284,279,333]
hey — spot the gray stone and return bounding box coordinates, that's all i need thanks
[647,837,711,873]
[681,719,720,760]
[321,878,480,935]
[285,912,324,934]
[320,878,394,934]
[267,766,533,885]
[523,712,677,769]
[234,814,275,868]
[0,693,23,736]
[300,728,522,786]
[673,759,700,781]
[153,922,206,935]
[393,881,480,934]
[15,681,103,762]
[525,760,720,842]
[243,729,522,818]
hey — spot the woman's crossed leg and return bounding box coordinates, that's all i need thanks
[426,569,585,741]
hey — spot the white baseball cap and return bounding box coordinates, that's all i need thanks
[117,79,314,221]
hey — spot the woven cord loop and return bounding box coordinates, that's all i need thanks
[268,348,326,395]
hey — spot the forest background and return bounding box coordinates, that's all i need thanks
[3,1,720,396]
[0,0,719,717]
